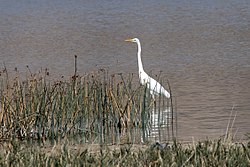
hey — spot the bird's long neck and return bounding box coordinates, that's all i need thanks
[136,40,144,74]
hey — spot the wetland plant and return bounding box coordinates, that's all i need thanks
[0,66,175,145]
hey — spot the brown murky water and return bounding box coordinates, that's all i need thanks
[1,0,250,141]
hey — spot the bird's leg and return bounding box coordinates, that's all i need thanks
[150,90,155,100]
[149,92,156,107]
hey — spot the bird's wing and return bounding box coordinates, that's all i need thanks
[147,76,161,92]
[147,75,170,98]
[140,72,170,98]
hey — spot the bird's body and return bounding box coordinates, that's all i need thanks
[125,38,170,99]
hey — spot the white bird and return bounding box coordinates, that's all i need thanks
[125,38,170,99]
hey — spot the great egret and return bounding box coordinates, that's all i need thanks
[125,38,170,99]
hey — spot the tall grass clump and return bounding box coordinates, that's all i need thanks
[0,64,175,145]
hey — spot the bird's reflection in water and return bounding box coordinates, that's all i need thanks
[141,105,173,143]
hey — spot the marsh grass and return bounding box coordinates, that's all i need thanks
[0,65,175,145]
[0,138,249,166]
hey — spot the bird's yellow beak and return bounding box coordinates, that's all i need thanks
[125,39,133,42]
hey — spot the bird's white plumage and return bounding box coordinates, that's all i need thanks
[125,38,170,99]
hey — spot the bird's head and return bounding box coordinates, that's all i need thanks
[125,38,139,43]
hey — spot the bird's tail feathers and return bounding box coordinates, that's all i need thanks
[163,90,170,98]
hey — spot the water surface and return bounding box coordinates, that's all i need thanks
[1,0,250,141]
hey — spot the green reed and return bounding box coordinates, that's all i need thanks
[0,66,175,144]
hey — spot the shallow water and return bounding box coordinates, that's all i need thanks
[1,0,250,141]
